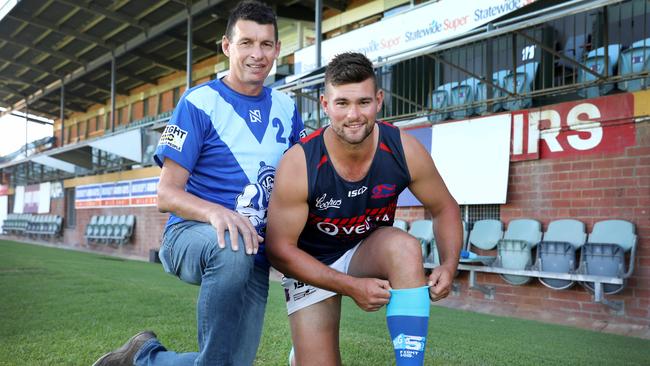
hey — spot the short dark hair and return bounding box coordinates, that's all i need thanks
[325,52,377,90]
[225,1,278,41]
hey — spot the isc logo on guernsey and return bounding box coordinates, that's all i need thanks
[348,186,368,198]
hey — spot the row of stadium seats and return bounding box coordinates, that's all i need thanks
[2,213,33,234]
[302,111,330,130]
[394,218,637,297]
[578,39,650,98]
[2,213,63,238]
[25,215,63,238]
[428,62,539,123]
[85,215,135,245]
[427,37,650,123]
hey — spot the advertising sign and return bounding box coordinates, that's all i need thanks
[75,177,159,209]
[295,0,539,74]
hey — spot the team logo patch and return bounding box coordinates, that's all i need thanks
[393,333,426,352]
[249,109,262,123]
[299,129,307,139]
[235,162,276,236]
[371,184,397,199]
[159,125,188,152]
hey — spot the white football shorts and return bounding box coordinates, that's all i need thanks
[282,243,361,315]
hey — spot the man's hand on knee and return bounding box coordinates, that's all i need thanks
[427,265,454,301]
[348,278,391,312]
[208,206,263,255]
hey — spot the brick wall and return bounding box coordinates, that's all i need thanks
[132,100,144,121]
[397,121,649,329]
[160,90,174,113]
[62,206,169,259]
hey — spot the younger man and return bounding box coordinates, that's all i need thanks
[266,52,462,365]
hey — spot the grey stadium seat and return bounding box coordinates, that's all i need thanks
[494,218,542,285]
[535,219,586,290]
[618,38,650,92]
[579,220,637,295]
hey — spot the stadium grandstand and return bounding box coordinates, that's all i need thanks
[0,0,648,337]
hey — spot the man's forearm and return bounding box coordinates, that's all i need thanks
[432,204,462,268]
[158,186,224,223]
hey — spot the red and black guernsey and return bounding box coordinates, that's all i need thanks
[297,121,411,265]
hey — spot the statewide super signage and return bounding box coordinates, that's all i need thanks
[75,177,159,209]
[295,0,539,74]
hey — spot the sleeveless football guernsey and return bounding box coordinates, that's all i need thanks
[298,122,411,265]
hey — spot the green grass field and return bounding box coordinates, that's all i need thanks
[1,240,649,366]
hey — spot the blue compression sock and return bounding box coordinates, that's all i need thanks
[386,286,430,366]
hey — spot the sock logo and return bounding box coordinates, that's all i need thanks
[393,333,426,352]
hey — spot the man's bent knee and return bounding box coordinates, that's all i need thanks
[203,232,255,284]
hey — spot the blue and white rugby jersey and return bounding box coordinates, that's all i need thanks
[155,78,304,264]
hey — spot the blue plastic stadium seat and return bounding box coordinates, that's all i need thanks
[145,144,157,164]
[85,215,98,242]
[393,219,408,232]
[618,38,650,92]
[494,219,542,285]
[302,111,318,131]
[579,220,637,295]
[318,110,330,127]
[560,34,587,67]
[450,78,478,119]
[120,214,136,245]
[462,220,468,250]
[92,215,107,244]
[536,219,586,290]
[503,62,538,111]
[428,83,454,123]
[475,70,508,115]
[460,219,503,265]
[408,220,434,263]
[578,44,621,98]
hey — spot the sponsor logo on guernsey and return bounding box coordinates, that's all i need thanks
[315,193,341,210]
[347,186,368,198]
[159,125,188,152]
[249,109,262,123]
[299,129,307,139]
[393,333,426,354]
[371,184,397,199]
[316,218,371,236]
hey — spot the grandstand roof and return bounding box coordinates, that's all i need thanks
[0,0,344,120]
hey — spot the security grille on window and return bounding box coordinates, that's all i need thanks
[65,188,76,229]
[461,204,500,230]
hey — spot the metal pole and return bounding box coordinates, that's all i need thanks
[24,103,28,158]
[186,2,193,89]
[110,55,116,133]
[60,81,64,147]
[315,0,322,68]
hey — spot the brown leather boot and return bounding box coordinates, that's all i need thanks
[92,331,157,366]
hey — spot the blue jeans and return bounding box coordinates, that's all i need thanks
[135,221,270,366]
